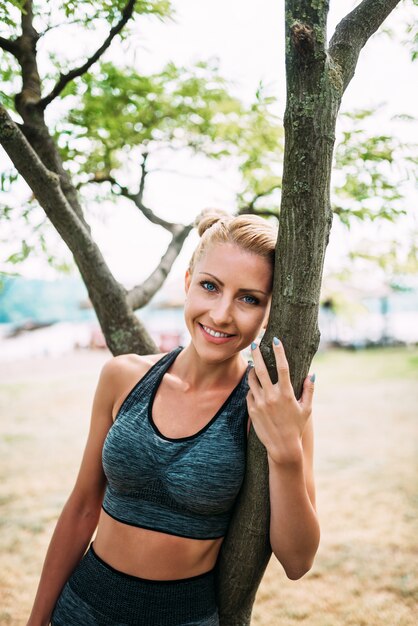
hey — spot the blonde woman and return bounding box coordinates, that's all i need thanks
[27,212,319,626]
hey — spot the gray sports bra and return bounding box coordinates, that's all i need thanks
[101,347,250,540]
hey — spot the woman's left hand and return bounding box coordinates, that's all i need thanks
[246,338,315,465]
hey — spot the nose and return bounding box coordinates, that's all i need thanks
[210,296,233,328]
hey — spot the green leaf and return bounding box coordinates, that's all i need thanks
[333,107,417,226]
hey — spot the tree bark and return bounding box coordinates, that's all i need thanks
[217,1,402,623]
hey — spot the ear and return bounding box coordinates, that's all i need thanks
[185,269,192,294]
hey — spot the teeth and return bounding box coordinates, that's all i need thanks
[202,325,231,338]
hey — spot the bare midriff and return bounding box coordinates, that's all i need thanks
[93,509,224,580]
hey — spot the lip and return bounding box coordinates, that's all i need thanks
[198,323,236,344]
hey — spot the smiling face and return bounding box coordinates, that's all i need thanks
[184,242,272,363]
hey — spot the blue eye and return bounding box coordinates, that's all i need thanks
[200,280,217,292]
[242,295,259,305]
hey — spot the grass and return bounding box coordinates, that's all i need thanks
[0,346,417,625]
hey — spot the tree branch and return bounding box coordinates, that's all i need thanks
[38,16,94,38]
[0,103,156,355]
[238,185,281,217]
[0,36,20,56]
[126,224,193,310]
[138,152,149,205]
[14,0,42,108]
[128,194,187,233]
[86,173,183,234]
[39,0,136,109]
[0,104,95,262]
[116,174,183,233]
[329,0,403,93]
[240,207,279,219]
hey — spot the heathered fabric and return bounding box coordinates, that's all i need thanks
[102,346,249,539]
[51,543,219,626]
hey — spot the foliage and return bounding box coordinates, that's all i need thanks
[405,0,418,60]
[55,62,283,212]
[0,0,26,30]
[0,0,173,33]
[58,59,246,176]
[0,195,73,272]
[333,108,417,227]
[0,0,416,279]
[348,238,418,275]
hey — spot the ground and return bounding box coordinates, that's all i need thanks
[0,346,417,625]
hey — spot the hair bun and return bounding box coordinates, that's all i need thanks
[194,208,230,237]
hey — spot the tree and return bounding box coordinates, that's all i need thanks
[216,2,407,625]
[0,0,282,353]
[0,2,291,356]
[0,1,412,624]
[1,5,414,295]
[0,1,176,354]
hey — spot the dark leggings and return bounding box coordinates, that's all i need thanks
[51,544,219,626]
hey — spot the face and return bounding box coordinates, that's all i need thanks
[184,242,272,363]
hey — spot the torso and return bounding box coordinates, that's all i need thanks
[94,349,248,580]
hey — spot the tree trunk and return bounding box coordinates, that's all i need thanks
[217,1,401,623]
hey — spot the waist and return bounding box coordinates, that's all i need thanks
[94,508,223,580]
[62,543,219,626]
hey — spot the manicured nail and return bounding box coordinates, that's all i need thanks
[310,373,316,383]
[251,342,257,350]
[273,337,280,346]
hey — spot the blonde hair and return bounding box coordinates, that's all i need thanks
[188,209,278,275]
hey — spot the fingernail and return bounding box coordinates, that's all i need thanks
[273,337,280,346]
[310,373,316,383]
[251,342,257,350]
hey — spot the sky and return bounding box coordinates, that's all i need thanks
[1,0,417,288]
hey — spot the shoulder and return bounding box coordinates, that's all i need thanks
[99,352,168,419]
[100,352,166,381]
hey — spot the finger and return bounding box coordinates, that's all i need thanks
[246,388,255,407]
[247,367,263,399]
[250,341,272,390]
[299,373,315,411]
[272,337,293,394]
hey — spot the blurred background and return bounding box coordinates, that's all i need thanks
[0,1,417,625]
[0,268,417,360]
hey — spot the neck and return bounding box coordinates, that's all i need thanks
[173,343,247,391]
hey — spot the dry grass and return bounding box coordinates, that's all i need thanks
[0,346,417,625]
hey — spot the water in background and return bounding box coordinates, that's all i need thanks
[0,275,187,361]
[0,275,417,361]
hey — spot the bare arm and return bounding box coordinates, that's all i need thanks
[267,417,320,579]
[26,359,119,626]
[247,339,320,580]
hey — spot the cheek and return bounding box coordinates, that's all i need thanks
[184,289,205,319]
[239,308,268,333]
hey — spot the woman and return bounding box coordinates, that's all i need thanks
[27,211,320,626]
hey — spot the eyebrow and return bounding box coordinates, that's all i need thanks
[198,272,269,296]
